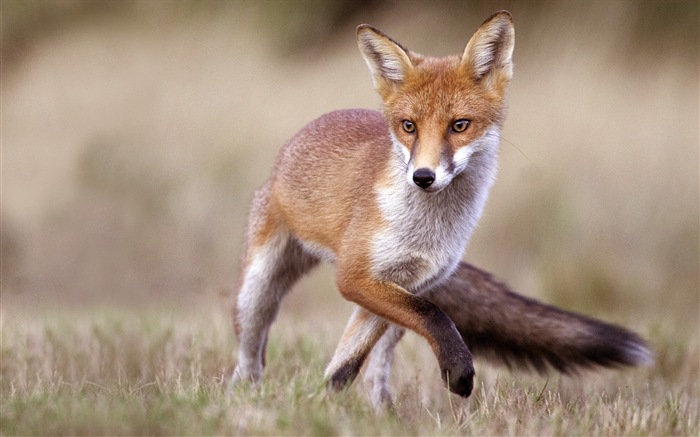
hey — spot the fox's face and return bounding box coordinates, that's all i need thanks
[357,12,514,193]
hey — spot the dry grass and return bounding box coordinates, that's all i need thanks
[1,310,698,436]
[1,1,698,435]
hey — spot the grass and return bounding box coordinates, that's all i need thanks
[2,1,697,435]
[1,310,697,436]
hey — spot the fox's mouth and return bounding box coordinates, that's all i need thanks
[405,165,452,194]
[407,177,448,194]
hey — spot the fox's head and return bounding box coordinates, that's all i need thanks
[357,11,514,193]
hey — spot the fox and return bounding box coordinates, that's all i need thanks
[231,10,651,406]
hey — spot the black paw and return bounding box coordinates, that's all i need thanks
[440,347,474,397]
[443,364,474,397]
[327,357,363,392]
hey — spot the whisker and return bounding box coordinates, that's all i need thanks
[392,151,409,172]
[486,132,539,170]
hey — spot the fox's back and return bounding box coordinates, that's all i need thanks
[275,109,390,181]
[270,109,392,257]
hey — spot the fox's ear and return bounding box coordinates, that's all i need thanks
[357,25,414,96]
[461,11,514,88]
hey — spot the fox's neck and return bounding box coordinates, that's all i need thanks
[447,145,499,234]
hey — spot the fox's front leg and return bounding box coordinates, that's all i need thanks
[324,308,406,408]
[330,271,474,397]
[325,306,388,390]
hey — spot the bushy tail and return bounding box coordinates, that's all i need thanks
[425,262,653,373]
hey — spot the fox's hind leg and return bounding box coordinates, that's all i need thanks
[232,185,319,383]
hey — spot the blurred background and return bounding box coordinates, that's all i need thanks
[2,0,698,339]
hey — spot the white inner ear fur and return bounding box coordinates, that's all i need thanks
[462,16,514,79]
[358,30,413,84]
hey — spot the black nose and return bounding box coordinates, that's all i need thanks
[413,168,435,189]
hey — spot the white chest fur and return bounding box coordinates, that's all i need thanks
[370,147,498,293]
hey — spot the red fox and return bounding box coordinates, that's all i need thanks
[231,11,651,404]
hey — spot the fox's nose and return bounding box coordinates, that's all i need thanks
[413,168,435,189]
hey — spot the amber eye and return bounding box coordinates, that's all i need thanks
[402,120,416,133]
[452,119,470,133]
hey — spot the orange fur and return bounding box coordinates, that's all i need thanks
[231,11,651,409]
[232,12,515,398]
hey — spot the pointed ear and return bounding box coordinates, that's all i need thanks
[356,25,414,96]
[461,11,515,87]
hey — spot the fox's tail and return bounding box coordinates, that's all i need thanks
[425,262,653,373]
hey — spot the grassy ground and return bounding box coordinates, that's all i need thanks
[2,1,697,436]
[1,309,697,436]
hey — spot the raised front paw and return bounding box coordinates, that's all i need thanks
[439,346,474,397]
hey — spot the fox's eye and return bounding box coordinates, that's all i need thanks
[452,119,470,133]
[402,120,416,133]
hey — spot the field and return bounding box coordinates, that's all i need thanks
[2,1,698,435]
[1,309,698,435]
